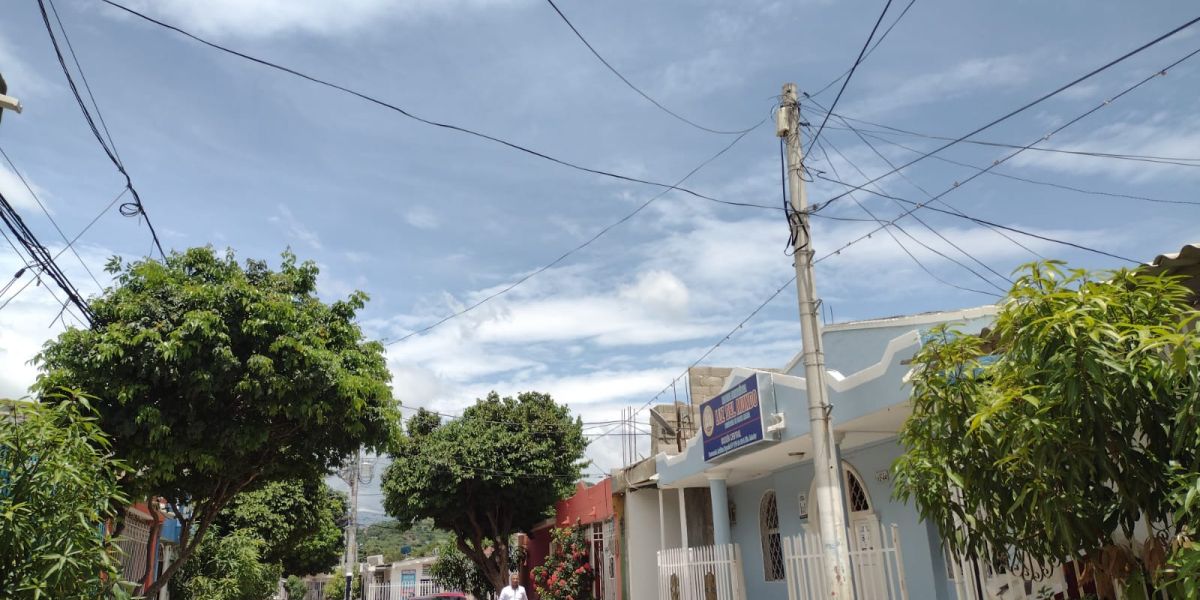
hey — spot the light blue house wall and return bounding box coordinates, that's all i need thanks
[652,307,995,600]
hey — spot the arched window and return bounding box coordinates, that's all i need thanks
[846,467,871,513]
[759,491,785,581]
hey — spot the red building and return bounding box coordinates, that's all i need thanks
[523,478,619,600]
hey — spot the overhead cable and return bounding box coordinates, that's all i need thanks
[542,0,757,135]
[840,121,1200,208]
[97,0,776,215]
[816,113,1200,168]
[807,0,918,99]
[383,119,768,347]
[807,15,1200,213]
[0,188,128,315]
[0,188,94,324]
[0,145,104,290]
[806,107,1040,260]
[37,0,166,259]
[812,138,1004,296]
[807,0,896,151]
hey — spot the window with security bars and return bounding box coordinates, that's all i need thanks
[759,491,785,581]
[846,469,871,513]
[117,511,153,586]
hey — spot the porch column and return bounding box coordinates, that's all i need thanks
[677,487,689,547]
[658,488,666,550]
[706,472,731,547]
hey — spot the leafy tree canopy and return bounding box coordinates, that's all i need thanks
[170,529,280,600]
[893,262,1200,595]
[215,477,348,576]
[429,539,502,600]
[382,392,587,591]
[0,393,132,599]
[34,247,398,595]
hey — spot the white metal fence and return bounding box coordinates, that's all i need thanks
[363,579,447,599]
[782,523,909,600]
[657,543,747,600]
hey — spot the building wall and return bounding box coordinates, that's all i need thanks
[623,488,666,600]
[726,440,951,600]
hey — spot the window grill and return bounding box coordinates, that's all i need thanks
[760,491,785,581]
[117,510,153,586]
[847,470,871,513]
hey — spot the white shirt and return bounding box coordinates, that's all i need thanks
[498,584,528,600]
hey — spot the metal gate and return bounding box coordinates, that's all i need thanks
[782,523,909,600]
[657,543,747,600]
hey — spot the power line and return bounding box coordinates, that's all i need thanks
[0,188,94,324]
[816,113,1200,168]
[807,0,896,152]
[807,0,918,99]
[98,0,779,216]
[811,138,1003,297]
[804,98,1044,258]
[0,188,128,315]
[37,0,166,260]
[841,121,1200,208]
[808,15,1200,213]
[621,274,798,423]
[813,172,1138,263]
[0,145,104,290]
[813,131,1021,283]
[806,39,1200,264]
[542,0,757,135]
[46,0,122,161]
[382,119,767,347]
[624,142,1148,429]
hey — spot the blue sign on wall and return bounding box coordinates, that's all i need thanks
[700,374,766,461]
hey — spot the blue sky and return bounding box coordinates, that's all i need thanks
[1,0,1198,518]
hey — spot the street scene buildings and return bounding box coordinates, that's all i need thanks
[2,2,1200,600]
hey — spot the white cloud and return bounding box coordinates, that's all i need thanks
[847,54,1036,117]
[0,164,48,213]
[403,206,439,230]
[109,0,526,39]
[1007,113,1200,182]
[0,35,54,98]
[268,204,322,249]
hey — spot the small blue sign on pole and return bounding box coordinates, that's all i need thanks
[700,374,766,462]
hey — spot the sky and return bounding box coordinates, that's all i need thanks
[1,0,1198,521]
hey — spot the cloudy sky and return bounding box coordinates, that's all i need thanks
[1,0,1198,518]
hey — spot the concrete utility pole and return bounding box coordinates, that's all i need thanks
[777,82,854,598]
[338,449,374,600]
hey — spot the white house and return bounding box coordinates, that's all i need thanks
[616,304,1116,600]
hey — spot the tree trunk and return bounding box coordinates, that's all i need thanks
[139,501,219,597]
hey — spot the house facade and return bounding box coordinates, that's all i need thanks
[615,305,1003,600]
[524,478,620,600]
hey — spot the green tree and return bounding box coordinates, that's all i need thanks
[215,478,348,576]
[429,539,499,600]
[284,575,309,600]
[0,393,132,599]
[893,262,1200,597]
[382,394,587,591]
[323,571,361,599]
[170,529,280,600]
[34,247,398,596]
[531,525,593,600]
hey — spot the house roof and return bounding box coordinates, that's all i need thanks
[1144,242,1200,303]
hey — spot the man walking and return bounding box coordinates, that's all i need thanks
[498,573,528,600]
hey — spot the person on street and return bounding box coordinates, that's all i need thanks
[498,573,528,600]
